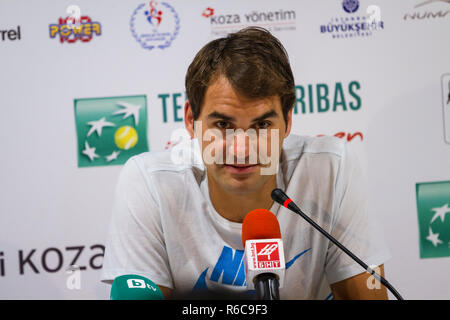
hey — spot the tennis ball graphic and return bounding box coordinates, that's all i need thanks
[114,126,138,150]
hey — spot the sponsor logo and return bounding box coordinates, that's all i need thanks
[416,181,450,258]
[202,7,214,18]
[294,81,362,115]
[0,244,104,277]
[253,242,281,268]
[442,73,450,143]
[127,279,146,288]
[193,246,310,292]
[156,82,362,124]
[49,7,101,43]
[317,131,364,142]
[0,26,21,41]
[158,92,187,123]
[74,95,149,167]
[202,7,296,37]
[320,0,384,39]
[404,0,450,20]
[130,1,180,50]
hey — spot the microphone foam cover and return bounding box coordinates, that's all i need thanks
[242,209,281,247]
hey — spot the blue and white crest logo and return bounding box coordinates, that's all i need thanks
[320,0,384,39]
[130,1,180,50]
[342,0,359,13]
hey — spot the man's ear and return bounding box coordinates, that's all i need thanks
[284,108,293,138]
[184,100,195,139]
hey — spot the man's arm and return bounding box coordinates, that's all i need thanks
[324,141,391,299]
[158,285,172,299]
[330,264,388,300]
[101,158,174,295]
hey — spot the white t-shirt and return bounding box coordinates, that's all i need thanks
[101,134,390,299]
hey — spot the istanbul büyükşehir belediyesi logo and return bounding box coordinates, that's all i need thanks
[130,1,180,50]
[74,95,149,167]
[416,181,450,259]
[320,0,385,39]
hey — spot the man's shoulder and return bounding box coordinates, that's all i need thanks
[129,138,204,173]
[282,134,347,161]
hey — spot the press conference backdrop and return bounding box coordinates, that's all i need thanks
[0,0,449,299]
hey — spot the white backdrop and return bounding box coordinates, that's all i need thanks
[0,0,449,299]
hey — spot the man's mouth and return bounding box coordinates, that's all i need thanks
[223,163,259,174]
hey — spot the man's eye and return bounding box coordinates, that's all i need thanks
[256,121,271,129]
[215,121,230,129]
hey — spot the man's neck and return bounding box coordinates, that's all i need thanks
[207,174,277,223]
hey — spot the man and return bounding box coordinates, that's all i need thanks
[101,27,390,299]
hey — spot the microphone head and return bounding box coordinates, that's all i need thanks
[110,274,164,300]
[242,208,281,247]
[271,188,289,205]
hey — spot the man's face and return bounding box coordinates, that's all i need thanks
[185,75,292,195]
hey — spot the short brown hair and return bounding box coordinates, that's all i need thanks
[185,27,295,123]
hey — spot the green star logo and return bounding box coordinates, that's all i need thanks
[416,181,450,259]
[74,95,149,167]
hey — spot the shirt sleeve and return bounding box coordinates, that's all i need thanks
[100,157,173,289]
[324,142,391,284]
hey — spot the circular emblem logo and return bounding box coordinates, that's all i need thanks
[130,1,180,50]
[342,0,359,13]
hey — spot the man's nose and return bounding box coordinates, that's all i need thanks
[226,130,257,163]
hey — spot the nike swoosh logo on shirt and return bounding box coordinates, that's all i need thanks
[286,248,311,269]
[193,247,312,291]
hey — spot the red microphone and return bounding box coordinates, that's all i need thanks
[242,209,285,300]
[242,208,281,244]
